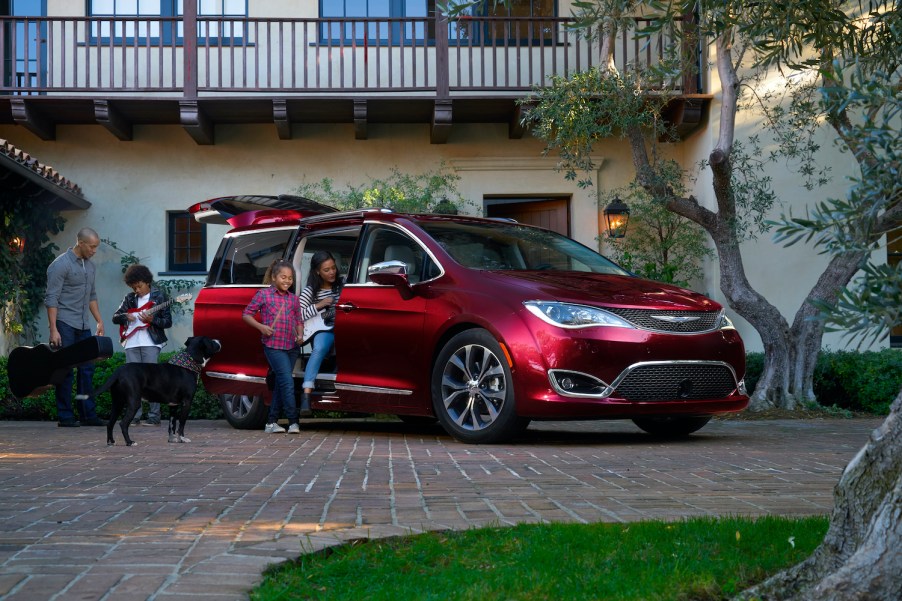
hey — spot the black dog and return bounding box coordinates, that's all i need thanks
[97,336,221,446]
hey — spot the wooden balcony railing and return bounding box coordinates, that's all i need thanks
[0,12,699,98]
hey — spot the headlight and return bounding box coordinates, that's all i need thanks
[523,301,635,329]
[718,311,735,330]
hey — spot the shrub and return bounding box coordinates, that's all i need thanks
[0,349,223,421]
[813,349,902,415]
[744,349,900,415]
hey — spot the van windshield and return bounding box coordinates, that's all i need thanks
[416,220,630,275]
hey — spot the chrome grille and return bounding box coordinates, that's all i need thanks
[605,308,719,333]
[613,363,737,401]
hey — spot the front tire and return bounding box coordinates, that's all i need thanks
[220,393,267,430]
[431,329,529,444]
[632,416,711,437]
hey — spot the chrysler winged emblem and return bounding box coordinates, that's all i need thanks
[650,315,700,324]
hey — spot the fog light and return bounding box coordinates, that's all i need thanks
[738,379,748,395]
[548,370,610,397]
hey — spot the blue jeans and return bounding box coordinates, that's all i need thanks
[303,331,334,390]
[263,345,299,424]
[55,320,98,423]
[125,346,162,422]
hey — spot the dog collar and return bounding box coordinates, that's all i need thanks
[168,350,202,375]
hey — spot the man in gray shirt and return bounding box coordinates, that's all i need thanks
[44,228,106,427]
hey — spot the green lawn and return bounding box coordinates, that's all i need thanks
[251,515,827,600]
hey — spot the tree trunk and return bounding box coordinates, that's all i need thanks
[785,251,868,405]
[736,389,902,600]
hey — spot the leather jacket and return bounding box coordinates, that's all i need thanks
[111,285,171,345]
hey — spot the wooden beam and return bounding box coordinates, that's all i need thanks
[354,99,368,140]
[94,100,133,141]
[273,100,291,140]
[660,95,712,141]
[430,99,452,144]
[10,99,55,141]
[179,100,214,145]
[509,103,531,139]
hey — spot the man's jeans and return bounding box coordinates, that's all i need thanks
[263,345,300,425]
[125,346,162,422]
[55,320,98,422]
[303,331,334,390]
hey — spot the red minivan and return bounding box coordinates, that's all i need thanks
[191,195,748,443]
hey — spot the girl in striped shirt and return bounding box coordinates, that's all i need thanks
[299,250,341,416]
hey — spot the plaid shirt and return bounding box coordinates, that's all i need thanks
[243,286,302,350]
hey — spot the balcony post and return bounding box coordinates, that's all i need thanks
[680,11,699,94]
[183,0,198,98]
[435,10,449,98]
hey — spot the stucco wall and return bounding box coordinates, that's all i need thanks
[1,121,623,351]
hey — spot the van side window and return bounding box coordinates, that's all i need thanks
[214,228,294,286]
[296,227,362,288]
[355,226,435,285]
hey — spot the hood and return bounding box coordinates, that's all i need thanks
[484,271,721,312]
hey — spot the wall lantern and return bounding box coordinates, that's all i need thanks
[603,197,630,239]
[8,236,25,254]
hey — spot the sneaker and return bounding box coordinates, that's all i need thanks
[82,418,106,427]
[264,423,286,433]
[141,420,161,427]
[287,423,300,434]
[58,420,81,428]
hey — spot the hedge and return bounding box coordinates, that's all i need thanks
[0,349,222,421]
[744,349,902,415]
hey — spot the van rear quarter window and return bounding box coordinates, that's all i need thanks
[210,228,296,286]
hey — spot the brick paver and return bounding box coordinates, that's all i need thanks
[0,417,881,600]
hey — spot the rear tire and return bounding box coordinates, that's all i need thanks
[632,416,711,437]
[431,329,529,444]
[220,393,267,430]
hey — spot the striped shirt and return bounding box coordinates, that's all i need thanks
[243,286,302,350]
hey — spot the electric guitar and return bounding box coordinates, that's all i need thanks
[119,293,192,343]
[7,336,114,400]
[301,310,330,345]
[301,291,340,345]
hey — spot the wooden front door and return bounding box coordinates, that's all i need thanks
[485,198,570,236]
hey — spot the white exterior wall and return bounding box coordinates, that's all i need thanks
[0,121,625,350]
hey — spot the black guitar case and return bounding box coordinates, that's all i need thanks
[7,336,114,400]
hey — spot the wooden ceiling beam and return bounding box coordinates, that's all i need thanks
[354,99,368,140]
[180,100,214,145]
[430,99,452,144]
[10,99,55,141]
[273,100,291,140]
[94,100,133,141]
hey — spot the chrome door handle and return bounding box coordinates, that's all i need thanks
[336,302,356,312]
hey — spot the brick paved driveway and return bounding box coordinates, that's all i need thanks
[0,417,881,600]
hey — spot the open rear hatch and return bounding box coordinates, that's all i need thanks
[189,195,338,226]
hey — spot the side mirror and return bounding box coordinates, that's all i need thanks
[368,260,411,288]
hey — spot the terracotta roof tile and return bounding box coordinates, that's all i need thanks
[0,138,83,197]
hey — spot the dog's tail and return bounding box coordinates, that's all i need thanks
[92,368,121,397]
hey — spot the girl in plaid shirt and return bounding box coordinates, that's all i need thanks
[242,260,304,434]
